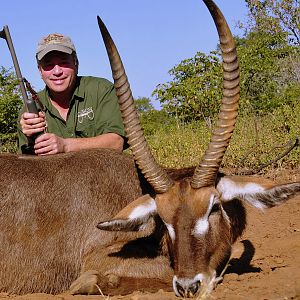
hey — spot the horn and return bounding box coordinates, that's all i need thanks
[191,0,240,188]
[97,16,174,193]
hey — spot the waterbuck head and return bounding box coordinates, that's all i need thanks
[96,0,300,298]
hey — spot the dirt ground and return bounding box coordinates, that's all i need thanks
[0,167,299,300]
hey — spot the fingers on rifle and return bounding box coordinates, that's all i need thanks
[24,126,46,137]
[23,112,39,119]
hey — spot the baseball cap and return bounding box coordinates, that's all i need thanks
[36,33,76,61]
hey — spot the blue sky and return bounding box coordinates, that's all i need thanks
[0,1,248,108]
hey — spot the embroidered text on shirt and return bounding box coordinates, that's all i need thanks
[77,107,94,124]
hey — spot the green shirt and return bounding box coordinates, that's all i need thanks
[18,76,125,152]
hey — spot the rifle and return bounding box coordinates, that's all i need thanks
[0,25,43,154]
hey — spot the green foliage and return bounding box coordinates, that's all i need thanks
[133,96,176,136]
[152,52,222,125]
[236,0,300,115]
[134,97,154,114]
[0,67,22,152]
[243,0,299,45]
[145,103,299,171]
[237,31,299,115]
[146,121,210,168]
[140,109,175,136]
[224,102,300,170]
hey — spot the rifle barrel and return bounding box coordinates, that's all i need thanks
[0,25,39,114]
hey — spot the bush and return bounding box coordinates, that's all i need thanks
[0,67,22,153]
[144,104,299,172]
[224,104,300,171]
[147,121,210,168]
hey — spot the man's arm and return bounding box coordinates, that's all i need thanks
[33,132,124,155]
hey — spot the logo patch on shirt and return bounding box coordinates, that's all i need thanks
[78,107,94,123]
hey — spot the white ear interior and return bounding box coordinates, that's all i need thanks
[217,177,265,201]
[217,177,300,209]
[128,197,157,220]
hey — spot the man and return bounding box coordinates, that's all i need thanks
[18,33,125,155]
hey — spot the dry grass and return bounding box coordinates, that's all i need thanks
[146,105,300,171]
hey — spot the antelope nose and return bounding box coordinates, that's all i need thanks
[175,279,201,298]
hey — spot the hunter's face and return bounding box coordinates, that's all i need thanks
[39,51,77,96]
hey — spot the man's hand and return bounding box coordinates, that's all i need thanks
[34,133,66,155]
[20,111,46,137]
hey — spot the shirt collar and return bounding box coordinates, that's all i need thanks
[73,76,85,99]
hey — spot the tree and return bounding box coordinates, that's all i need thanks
[0,67,22,152]
[237,31,296,114]
[237,0,300,115]
[134,97,173,135]
[242,0,300,46]
[134,97,154,114]
[152,52,222,125]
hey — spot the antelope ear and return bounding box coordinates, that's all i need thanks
[97,194,157,232]
[217,176,300,209]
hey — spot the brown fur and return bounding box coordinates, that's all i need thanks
[0,149,172,294]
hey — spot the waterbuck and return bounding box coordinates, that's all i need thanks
[0,0,299,299]
[93,0,300,297]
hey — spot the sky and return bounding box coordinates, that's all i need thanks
[0,1,248,109]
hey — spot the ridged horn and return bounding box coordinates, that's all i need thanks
[191,0,240,189]
[97,16,174,193]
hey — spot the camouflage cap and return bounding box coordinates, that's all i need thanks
[36,33,76,61]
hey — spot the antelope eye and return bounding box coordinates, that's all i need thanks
[210,203,221,215]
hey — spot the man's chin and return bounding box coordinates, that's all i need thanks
[50,85,68,93]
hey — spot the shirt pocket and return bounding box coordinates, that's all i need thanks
[75,119,96,138]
